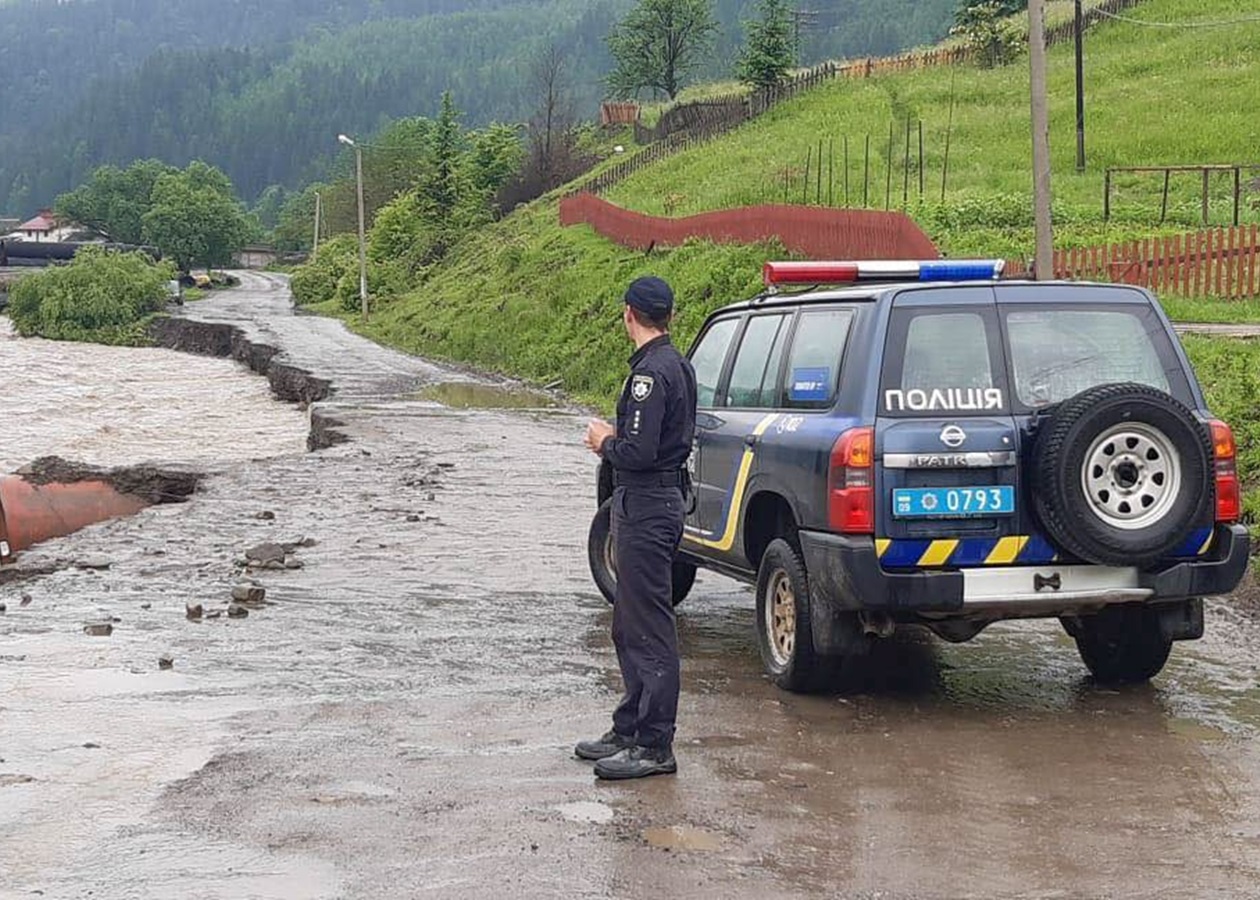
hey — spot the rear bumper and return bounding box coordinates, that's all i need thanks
[798,524,1251,623]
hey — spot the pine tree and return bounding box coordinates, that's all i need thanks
[735,0,795,91]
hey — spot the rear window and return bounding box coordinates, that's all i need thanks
[1004,308,1174,409]
[882,307,1005,415]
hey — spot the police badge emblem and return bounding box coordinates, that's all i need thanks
[631,374,654,402]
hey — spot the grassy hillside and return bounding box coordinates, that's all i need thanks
[606,0,1260,257]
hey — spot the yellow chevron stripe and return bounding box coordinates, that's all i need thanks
[875,538,892,559]
[1198,531,1214,556]
[682,413,780,552]
[986,535,1030,565]
[917,539,959,567]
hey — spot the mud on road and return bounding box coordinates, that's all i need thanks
[3,272,1260,899]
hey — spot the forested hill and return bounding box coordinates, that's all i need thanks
[0,0,956,212]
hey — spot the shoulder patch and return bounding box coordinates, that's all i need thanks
[631,374,655,402]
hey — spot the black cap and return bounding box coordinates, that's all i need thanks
[624,276,674,318]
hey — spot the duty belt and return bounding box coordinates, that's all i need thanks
[613,469,686,488]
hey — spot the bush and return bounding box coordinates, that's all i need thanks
[290,235,358,307]
[7,247,173,345]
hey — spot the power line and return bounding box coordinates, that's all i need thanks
[1093,8,1260,28]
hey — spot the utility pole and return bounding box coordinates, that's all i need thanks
[312,191,322,256]
[1029,0,1054,280]
[1074,0,1086,171]
[790,7,819,56]
[338,134,369,320]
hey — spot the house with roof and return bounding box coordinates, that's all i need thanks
[15,209,57,241]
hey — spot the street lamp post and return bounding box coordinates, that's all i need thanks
[338,134,368,320]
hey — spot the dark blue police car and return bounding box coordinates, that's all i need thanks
[590,260,1250,691]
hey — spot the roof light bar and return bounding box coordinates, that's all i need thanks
[763,259,1005,288]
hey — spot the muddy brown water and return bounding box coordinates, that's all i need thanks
[2,272,1259,899]
[0,318,308,473]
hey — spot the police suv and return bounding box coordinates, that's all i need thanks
[589,260,1251,691]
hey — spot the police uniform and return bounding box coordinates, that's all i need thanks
[576,276,697,780]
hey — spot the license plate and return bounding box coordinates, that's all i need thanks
[892,486,1015,519]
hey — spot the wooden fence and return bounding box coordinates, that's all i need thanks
[1004,225,1260,299]
[559,193,940,260]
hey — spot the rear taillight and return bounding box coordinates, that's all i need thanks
[1210,420,1240,523]
[829,427,875,534]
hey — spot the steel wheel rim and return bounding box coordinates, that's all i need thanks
[764,568,796,667]
[1081,422,1182,530]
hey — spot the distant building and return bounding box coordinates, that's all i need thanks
[16,209,57,241]
[234,245,278,269]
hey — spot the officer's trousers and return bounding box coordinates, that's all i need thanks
[610,485,685,750]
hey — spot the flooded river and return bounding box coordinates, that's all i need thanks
[2,273,1259,899]
[0,317,307,473]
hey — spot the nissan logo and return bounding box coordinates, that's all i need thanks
[940,425,967,449]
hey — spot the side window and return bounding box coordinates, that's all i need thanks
[689,318,739,409]
[724,314,789,408]
[783,308,854,409]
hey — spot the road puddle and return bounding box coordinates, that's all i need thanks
[415,381,558,410]
[1167,717,1228,742]
[642,825,723,852]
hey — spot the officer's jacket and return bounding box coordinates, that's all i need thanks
[602,334,697,473]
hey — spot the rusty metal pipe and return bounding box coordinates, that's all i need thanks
[0,476,150,563]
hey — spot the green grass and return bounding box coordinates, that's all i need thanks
[1182,334,1260,526]
[605,0,1260,258]
[323,205,778,410]
[1161,297,1260,324]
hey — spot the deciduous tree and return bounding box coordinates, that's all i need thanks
[140,164,251,272]
[606,0,719,100]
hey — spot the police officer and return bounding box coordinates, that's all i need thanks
[577,275,697,781]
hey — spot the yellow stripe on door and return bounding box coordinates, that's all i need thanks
[681,413,780,553]
[1197,531,1214,556]
[917,539,959,567]
[875,538,892,558]
[985,535,1030,565]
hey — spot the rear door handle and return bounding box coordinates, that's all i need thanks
[744,434,759,448]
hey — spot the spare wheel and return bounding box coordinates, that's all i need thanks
[1030,383,1213,567]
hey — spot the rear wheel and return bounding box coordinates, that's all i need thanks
[586,499,696,607]
[755,538,831,692]
[1068,605,1172,684]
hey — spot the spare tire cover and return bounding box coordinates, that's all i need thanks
[1030,382,1213,566]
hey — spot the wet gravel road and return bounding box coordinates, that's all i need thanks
[3,273,1260,899]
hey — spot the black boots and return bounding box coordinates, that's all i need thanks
[592,745,677,780]
[574,730,635,761]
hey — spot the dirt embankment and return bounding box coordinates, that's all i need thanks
[16,457,203,504]
[149,317,331,406]
[148,315,347,451]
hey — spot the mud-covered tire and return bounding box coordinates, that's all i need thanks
[1030,383,1213,566]
[755,538,832,693]
[586,499,696,607]
[1069,605,1173,684]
